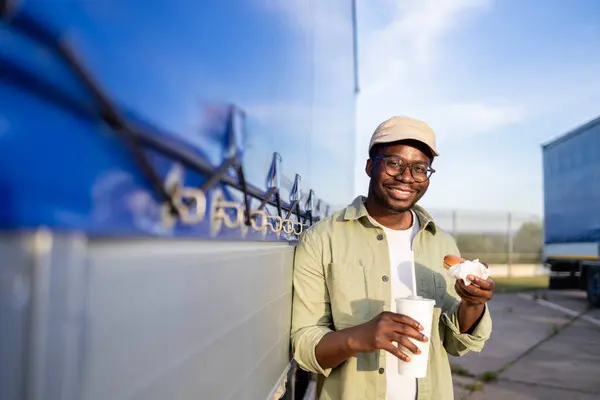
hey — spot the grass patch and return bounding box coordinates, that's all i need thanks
[450,363,472,377]
[480,371,498,382]
[464,382,484,392]
[493,276,549,293]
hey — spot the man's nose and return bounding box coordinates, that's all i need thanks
[395,166,415,182]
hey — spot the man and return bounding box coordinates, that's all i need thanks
[290,116,494,400]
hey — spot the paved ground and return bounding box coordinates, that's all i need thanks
[451,290,600,399]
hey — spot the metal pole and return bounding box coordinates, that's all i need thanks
[452,210,457,238]
[507,212,513,277]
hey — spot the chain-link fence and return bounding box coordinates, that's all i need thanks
[428,209,545,276]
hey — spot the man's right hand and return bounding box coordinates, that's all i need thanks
[314,311,429,370]
[348,312,428,362]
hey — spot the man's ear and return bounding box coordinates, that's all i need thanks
[366,159,373,178]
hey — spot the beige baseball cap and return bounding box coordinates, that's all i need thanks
[368,116,439,157]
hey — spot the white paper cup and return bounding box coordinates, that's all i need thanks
[394,295,435,378]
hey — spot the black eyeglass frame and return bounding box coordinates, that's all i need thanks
[373,156,436,182]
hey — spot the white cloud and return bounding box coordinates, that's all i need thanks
[262,0,351,35]
[354,0,534,191]
[356,0,516,144]
[426,101,528,142]
[359,0,490,82]
[375,0,491,69]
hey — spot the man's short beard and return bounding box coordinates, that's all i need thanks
[370,183,412,214]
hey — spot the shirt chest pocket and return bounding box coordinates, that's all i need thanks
[416,268,448,308]
[326,262,372,329]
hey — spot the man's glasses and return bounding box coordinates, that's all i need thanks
[373,156,435,183]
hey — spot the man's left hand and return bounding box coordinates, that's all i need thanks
[454,275,495,306]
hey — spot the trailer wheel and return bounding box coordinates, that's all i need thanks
[587,269,600,308]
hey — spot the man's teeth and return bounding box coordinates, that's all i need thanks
[391,188,410,193]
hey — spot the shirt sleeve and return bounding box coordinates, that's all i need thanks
[290,230,334,376]
[440,238,493,357]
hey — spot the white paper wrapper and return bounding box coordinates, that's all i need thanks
[447,259,490,286]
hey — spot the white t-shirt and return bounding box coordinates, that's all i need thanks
[378,212,420,400]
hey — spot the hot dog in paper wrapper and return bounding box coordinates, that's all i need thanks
[443,255,490,286]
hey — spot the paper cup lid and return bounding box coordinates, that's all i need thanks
[397,295,435,302]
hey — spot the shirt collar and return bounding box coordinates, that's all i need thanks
[343,195,437,234]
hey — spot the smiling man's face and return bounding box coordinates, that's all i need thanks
[366,140,432,213]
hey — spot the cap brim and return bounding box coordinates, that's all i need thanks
[370,137,439,157]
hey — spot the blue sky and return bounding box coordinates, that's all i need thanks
[354,0,600,216]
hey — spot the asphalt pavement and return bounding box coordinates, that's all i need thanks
[451,290,600,399]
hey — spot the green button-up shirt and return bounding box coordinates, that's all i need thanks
[291,196,492,400]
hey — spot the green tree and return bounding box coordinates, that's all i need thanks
[453,220,543,264]
[455,233,508,264]
[512,221,543,263]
